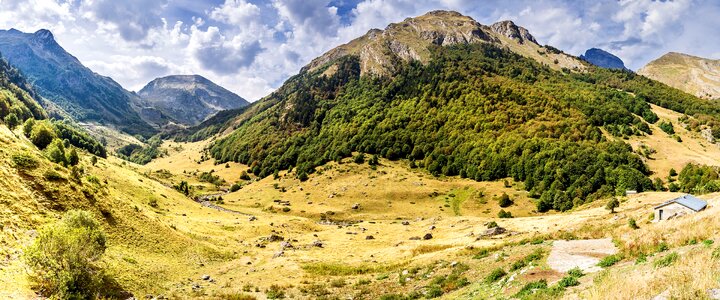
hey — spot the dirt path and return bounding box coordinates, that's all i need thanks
[547,238,618,273]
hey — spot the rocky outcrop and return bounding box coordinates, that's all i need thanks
[489,20,538,45]
[580,48,627,70]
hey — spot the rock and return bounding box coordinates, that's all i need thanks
[201,275,210,280]
[409,236,421,240]
[423,233,433,240]
[366,235,375,240]
[311,240,324,248]
[352,203,360,210]
[280,241,293,249]
[480,226,506,237]
[708,288,720,299]
[651,289,670,300]
[401,269,409,275]
[248,216,257,222]
[401,221,410,225]
[273,251,284,258]
[267,234,284,242]
[429,225,436,231]
[450,261,458,267]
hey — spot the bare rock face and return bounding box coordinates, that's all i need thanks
[489,20,538,45]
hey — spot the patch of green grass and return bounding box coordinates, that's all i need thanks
[597,254,623,268]
[484,268,506,283]
[557,275,579,288]
[302,262,400,276]
[513,279,548,298]
[653,252,679,268]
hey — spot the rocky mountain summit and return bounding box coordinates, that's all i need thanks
[303,10,584,76]
[137,75,248,126]
[580,48,627,70]
[639,52,720,99]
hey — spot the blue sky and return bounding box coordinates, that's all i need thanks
[0,0,718,100]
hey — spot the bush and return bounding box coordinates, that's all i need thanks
[23,118,35,137]
[230,183,242,192]
[513,280,548,298]
[628,218,639,229]
[30,121,57,149]
[498,192,513,208]
[567,267,583,278]
[353,153,365,164]
[240,171,251,180]
[23,210,107,299]
[658,121,675,134]
[12,152,38,169]
[557,275,579,288]
[66,148,79,166]
[597,254,623,267]
[4,112,19,129]
[484,268,506,283]
[653,252,679,268]
[45,138,67,165]
[498,209,513,218]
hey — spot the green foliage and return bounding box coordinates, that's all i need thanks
[669,168,677,177]
[605,198,619,213]
[498,209,513,218]
[30,121,57,149]
[597,254,623,268]
[52,120,106,158]
[115,137,162,165]
[653,252,679,268]
[23,118,35,137]
[557,275,580,288]
[677,163,720,194]
[207,44,662,211]
[4,112,19,129]
[658,121,675,135]
[198,170,225,186]
[230,183,243,192]
[353,153,365,164]
[567,267,583,278]
[11,152,38,169]
[513,280,548,298]
[628,218,639,229]
[484,268,506,283]
[23,210,107,299]
[174,181,190,196]
[486,221,499,229]
[45,138,67,165]
[239,171,251,181]
[497,192,513,208]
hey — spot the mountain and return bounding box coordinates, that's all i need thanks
[638,52,720,100]
[0,28,160,137]
[137,75,248,126]
[0,56,46,123]
[186,10,720,213]
[580,48,627,69]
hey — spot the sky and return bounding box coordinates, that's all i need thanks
[0,0,718,101]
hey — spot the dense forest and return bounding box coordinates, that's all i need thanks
[207,44,718,211]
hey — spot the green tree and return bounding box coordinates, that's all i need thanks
[498,192,513,208]
[30,121,56,149]
[66,148,79,166]
[23,210,107,299]
[4,112,19,129]
[45,138,67,165]
[606,198,620,214]
[23,118,35,137]
[90,155,98,166]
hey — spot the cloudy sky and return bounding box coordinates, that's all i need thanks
[0,0,718,101]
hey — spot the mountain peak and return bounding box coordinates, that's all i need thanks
[639,51,720,99]
[489,20,538,45]
[580,48,626,70]
[33,29,54,40]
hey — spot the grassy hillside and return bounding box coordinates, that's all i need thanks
[638,52,720,100]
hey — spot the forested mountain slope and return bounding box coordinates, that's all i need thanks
[199,11,720,212]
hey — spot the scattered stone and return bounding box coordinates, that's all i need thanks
[267,234,284,242]
[401,221,410,226]
[311,240,324,248]
[248,216,257,222]
[708,288,720,299]
[480,226,506,237]
[366,235,375,240]
[651,289,670,300]
[423,233,433,240]
[450,261,458,267]
[201,275,210,280]
[352,203,360,210]
[273,251,284,258]
[280,241,293,249]
[429,225,436,231]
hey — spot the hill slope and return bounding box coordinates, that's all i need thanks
[137,75,249,126]
[198,11,720,214]
[638,52,720,100]
[0,29,161,136]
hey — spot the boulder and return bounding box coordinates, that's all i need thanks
[352,203,360,209]
[201,274,210,280]
[481,226,506,237]
[366,235,375,240]
[423,233,433,240]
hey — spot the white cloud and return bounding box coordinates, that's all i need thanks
[210,0,260,25]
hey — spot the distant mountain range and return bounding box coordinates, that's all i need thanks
[0,28,162,137]
[137,75,248,126]
[580,48,626,70]
[639,52,720,100]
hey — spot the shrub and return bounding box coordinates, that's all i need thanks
[230,183,243,192]
[658,121,675,135]
[567,267,583,278]
[484,268,506,283]
[486,221,499,228]
[498,192,513,208]
[628,218,639,229]
[240,171,251,180]
[653,252,679,268]
[597,254,623,268]
[12,152,38,169]
[4,112,19,129]
[23,210,107,299]
[43,170,65,181]
[557,275,579,288]
[45,139,67,165]
[498,209,513,218]
[66,148,79,166]
[90,155,98,166]
[353,153,365,164]
[669,168,677,177]
[265,284,285,299]
[23,118,35,137]
[655,242,669,253]
[513,280,548,298]
[30,121,56,149]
